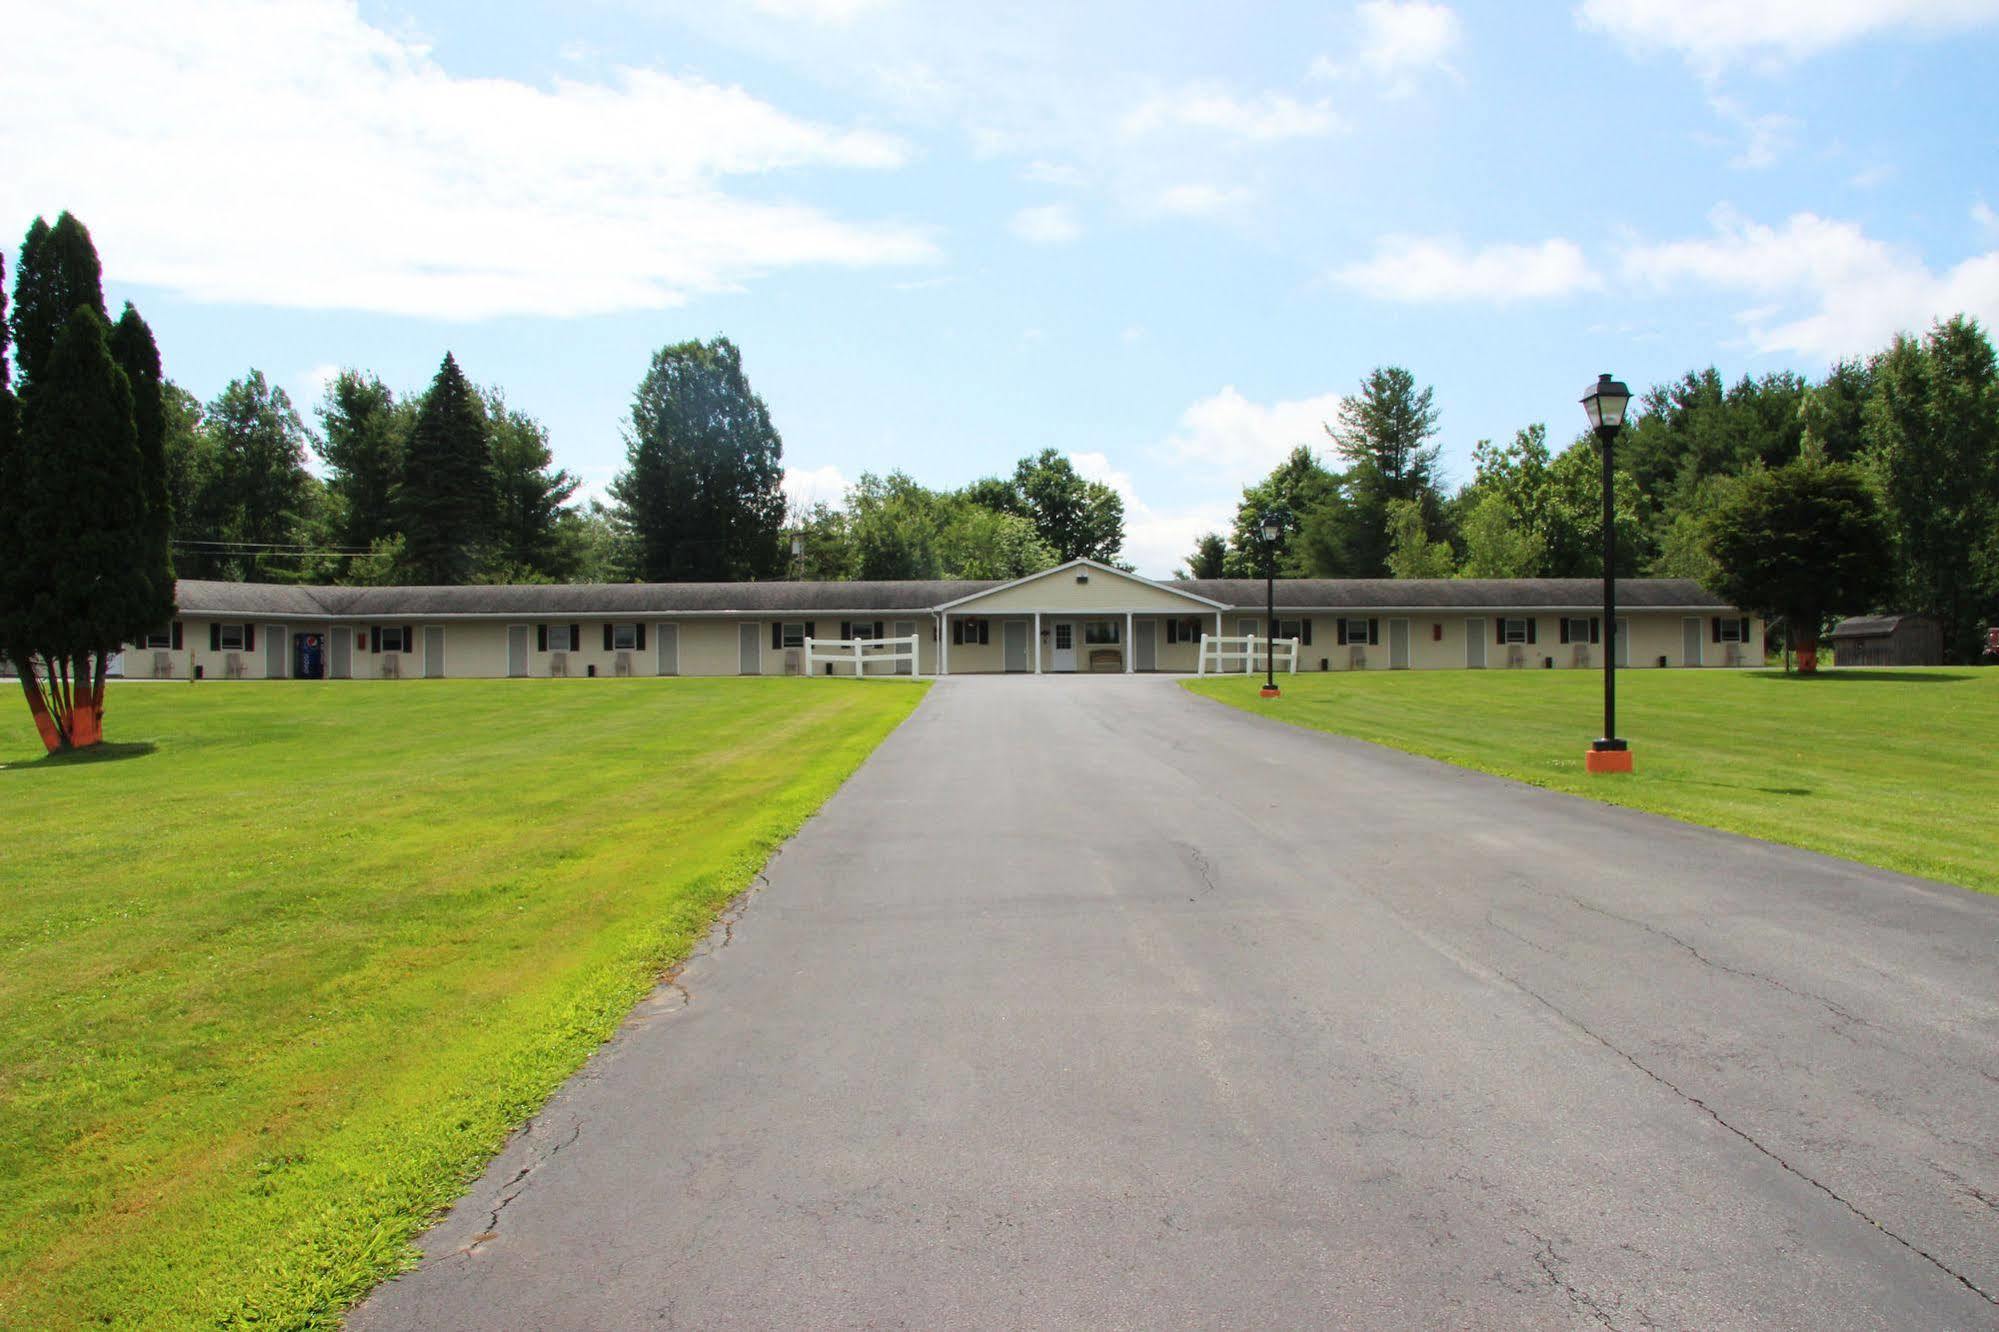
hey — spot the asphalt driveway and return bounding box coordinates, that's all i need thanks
[352,675,1999,1330]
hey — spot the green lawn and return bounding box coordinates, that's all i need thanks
[1186,667,1999,895]
[0,678,925,1330]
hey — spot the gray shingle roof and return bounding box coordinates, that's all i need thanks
[1168,577,1728,611]
[1829,613,1929,638]
[170,575,1731,618]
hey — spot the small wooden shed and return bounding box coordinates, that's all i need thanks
[1828,614,1943,667]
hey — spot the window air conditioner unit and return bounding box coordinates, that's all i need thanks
[548,651,568,677]
[615,651,632,677]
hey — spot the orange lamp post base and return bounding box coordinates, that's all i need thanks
[1259,684,1282,699]
[1585,747,1633,774]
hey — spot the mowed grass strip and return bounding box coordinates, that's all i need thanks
[0,677,925,1330]
[1186,667,1999,894]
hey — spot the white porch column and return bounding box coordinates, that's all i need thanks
[1125,611,1134,673]
[1034,611,1042,673]
[940,614,949,676]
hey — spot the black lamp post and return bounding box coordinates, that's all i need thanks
[1580,373,1633,773]
[1259,509,1282,697]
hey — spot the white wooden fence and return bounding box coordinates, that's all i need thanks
[1196,632,1301,677]
[802,634,921,678]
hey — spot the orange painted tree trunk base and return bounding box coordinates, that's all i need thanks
[1796,637,1820,675]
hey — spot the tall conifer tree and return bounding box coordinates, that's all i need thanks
[109,305,175,626]
[399,352,493,584]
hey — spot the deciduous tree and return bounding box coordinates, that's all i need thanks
[1705,459,1893,672]
[1008,449,1124,563]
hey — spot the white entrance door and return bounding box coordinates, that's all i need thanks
[1003,621,1028,672]
[423,626,446,678]
[1465,619,1486,668]
[739,623,762,675]
[265,624,288,678]
[507,625,529,677]
[1682,617,1703,667]
[1134,620,1156,671]
[1051,621,1076,672]
[1389,618,1411,670]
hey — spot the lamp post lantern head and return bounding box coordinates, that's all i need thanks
[790,533,804,557]
[1581,373,1632,436]
[1259,510,1283,545]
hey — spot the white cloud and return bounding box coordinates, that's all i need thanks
[1122,87,1343,142]
[743,0,894,23]
[1706,95,1800,169]
[1576,0,1999,71]
[1315,2,1464,91]
[1152,183,1255,218]
[3,0,936,319]
[1620,207,1999,361]
[1023,160,1087,187]
[1332,236,1601,303]
[1163,386,1346,478]
[783,464,850,511]
[298,363,343,406]
[1069,450,1234,578]
[1010,203,1082,244]
[1975,201,1999,234]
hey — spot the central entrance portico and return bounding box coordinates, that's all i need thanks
[933,559,1229,676]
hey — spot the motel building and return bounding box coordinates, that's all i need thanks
[120,558,1762,681]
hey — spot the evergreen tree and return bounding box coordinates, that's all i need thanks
[108,305,175,626]
[10,308,150,747]
[1325,366,1445,576]
[0,252,21,677]
[483,389,579,581]
[315,370,408,559]
[399,353,494,584]
[1864,316,1999,661]
[9,212,104,392]
[611,337,786,581]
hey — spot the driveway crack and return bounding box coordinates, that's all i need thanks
[1500,967,1995,1308]
[1567,898,1869,1029]
[462,1120,583,1255]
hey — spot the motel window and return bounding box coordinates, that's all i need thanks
[218,623,246,651]
[780,623,806,649]
[1276,619,1306,643]
[1502,618,1532,645]
[545,624,573,652]
[1054,623,1073,650]
[613,623,639,651]
[1717,618,1747,643]
[1164,617,1204,645]
[851,621,876,639]
[1083,619,1120,645]
[379,625,406,653]
[143,624,173,649]
[1562,617,1598,645]
[1338,618,1378,646]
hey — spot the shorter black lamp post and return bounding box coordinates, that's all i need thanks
[1580,373,1633,773]
[1259,509,1283,698]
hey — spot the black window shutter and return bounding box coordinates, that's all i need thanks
[606,624,615,652]
[1165,621,1175,645]
[1336,620,1349,646]
[841,620,852,640]
[951,620,962,645]
[1591,617,1601,644]
[1527,618,1538,645]
[1559,619,1571,644]
[569,624,580,652]
[637,624,647,650]
[1368,618,1380,646]
[1497,619,1507,644]
[209,622,221,652]
[244,624,255,651]
[371,626,381,654]
[403,625,415,653]
[537,624,547,652]
[1301,619,1313,646]
[973,620,985,645]
[171,621,183,650]
[1740,617,1751,642]
[1712,616,1722,643]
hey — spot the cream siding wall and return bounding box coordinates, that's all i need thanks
[128,609,1760,678]
[953,566,1220,615]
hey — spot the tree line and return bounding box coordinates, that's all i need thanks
[1184,319,1999,663]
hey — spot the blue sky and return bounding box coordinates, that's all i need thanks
[8,0,1998,574]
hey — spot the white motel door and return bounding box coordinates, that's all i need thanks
[1051,621,1076,672]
